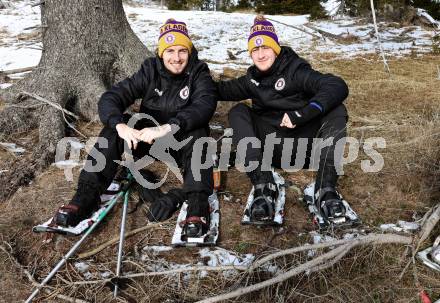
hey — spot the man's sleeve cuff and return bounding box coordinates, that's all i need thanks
[108,116,125,129]
[167,117,185,132]
[309,101,323,112]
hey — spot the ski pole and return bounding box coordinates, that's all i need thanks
[26,174,134,303]
[113,186,130,297]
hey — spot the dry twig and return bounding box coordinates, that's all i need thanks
[21,91,79,119]
[20,91,87,138]
[198,234,412,303]
[0,243,89,303]
[69,265,248,286]
[77,222,170,259]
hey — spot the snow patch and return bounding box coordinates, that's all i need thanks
[199,247,255,278]
[52,159,84,169]
[199,247,254,267]
[143,245,173,255]
[74,262,90,273]
[380,220,420,233]
[0,142,25,153]
[0,83,12,89]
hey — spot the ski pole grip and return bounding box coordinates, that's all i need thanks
[120,172,134,192]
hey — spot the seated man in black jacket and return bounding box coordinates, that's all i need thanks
[217,15,349,223]
[54,19,217,237]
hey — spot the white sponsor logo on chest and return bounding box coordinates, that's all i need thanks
[275,78,286,91]
[179,86,190,99]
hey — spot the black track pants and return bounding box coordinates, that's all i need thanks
[228,103,348,190]
[73,116,213,206]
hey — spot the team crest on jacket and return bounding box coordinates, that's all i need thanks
[275,78,285,91]
[180,86,189,99]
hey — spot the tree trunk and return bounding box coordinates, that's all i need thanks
[0,0,152,200]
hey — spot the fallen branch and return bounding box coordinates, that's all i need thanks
[20,91,79,119]
[198,234,412,303]
[399,203,440,280]
[69,265,248,286]
[415,203,440,250]
[77,222,170,259]
[249,233,411,272]
[197,244,351,303]
[23,25,48,31]
[0,66,35,75]
[266,18,322,40]
[20,91,87,138]
[304,24,343,40]
[31,1,45,7]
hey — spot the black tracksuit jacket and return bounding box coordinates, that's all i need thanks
[217,46,349,126]
[98,48,217,133]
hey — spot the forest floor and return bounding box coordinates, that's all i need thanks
[0,54,440,302]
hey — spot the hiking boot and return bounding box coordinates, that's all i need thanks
[54,183,100,227]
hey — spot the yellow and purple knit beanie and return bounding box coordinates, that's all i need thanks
[158,18,193,58]
[248,15,281,55]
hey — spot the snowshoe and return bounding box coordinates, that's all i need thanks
[171,193,220,247]
[33,180,122,236]
[241,171,286,226]
[303,182,360,229]
[417,235,440,272]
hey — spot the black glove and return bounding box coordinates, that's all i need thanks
[187,192,210,218]
[287,102,322,127]
[147,189,186,222]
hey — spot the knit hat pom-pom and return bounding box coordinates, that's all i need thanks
[254,15,266,23]
[165,18,176,23]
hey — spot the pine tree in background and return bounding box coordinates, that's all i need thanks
[343,0,412,20]
[256,0,327,19]
[236,0,253,9]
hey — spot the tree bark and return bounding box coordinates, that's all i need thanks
[0,0,152,200]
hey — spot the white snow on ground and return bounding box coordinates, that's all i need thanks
[199,247,254,267]
[0,142,25,153]
[0,0,438,75]
[198,247,255,278]
[380,220,420,233]
[143,245,173,255]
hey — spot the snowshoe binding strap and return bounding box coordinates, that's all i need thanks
[180,216,209,238]
[53,204,81,227]
[250,183,278,222]
[316,187,345,219]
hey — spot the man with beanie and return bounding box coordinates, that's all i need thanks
[217,15,349,224]
[53,19,217,237]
